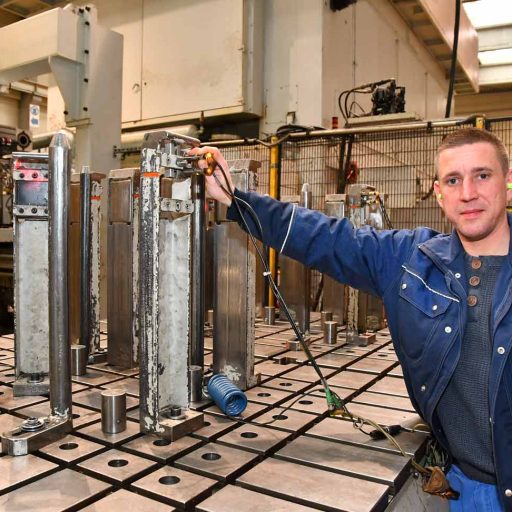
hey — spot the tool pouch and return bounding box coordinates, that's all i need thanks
[421,466,460,500]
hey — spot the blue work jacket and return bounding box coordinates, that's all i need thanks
[228,189,512,510]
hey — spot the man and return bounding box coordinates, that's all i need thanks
[189,128,512,511]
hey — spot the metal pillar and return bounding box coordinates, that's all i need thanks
[2,132,73,455]
[345,184,386,345]
[107,168,140,368]
[12,153,50,396]
[138,132,204,441]
[323,194,347,325]
[69,169,103,356]
[279,184,312,335]
[213,159,260,390]
[267,136,280,308]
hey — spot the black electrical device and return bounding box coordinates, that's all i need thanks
[330,0,356,12]
[371,80,406,116]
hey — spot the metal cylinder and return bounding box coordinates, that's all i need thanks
[323,321,338,345]
[48,132,72,419]
[79,167,92,354]
[264,306,276,325]
[298,183,312,334]
[190,172,205,370]
[101,389,126,434]
[71,344,87,376]
[189,365,203,402]
[207,309,214,327]
[321,311,333,330]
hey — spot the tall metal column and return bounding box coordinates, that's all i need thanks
[213,159,260,390]
[48,132,72,418]
[138,132,203,441]
[12,153,50,396]
[190,172,205,372]
[2,132,73,455]
[69,170,103,355]
[345,184,386,345]
[107,168,140,368]
[279,184,312,335]
[323,194,347,325]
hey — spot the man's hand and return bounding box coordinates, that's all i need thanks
[187,146,234,207]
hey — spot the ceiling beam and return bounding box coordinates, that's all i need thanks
[478,25,512,52]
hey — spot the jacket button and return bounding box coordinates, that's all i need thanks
[471,259,482,269]
[497,347,506,355]
[505,489,512,497]
[432,305,438,311]
[455,272,461,278]
[444,326,452,334]
[401,283,407,290]
[467,295,478,307]
[469,276,481,286]
[420,385,426,392]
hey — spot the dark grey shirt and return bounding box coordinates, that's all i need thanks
[436,254,506,484]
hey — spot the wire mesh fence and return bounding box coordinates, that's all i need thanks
[207,116,512,308]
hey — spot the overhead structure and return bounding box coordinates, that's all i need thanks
[391,0,479,93]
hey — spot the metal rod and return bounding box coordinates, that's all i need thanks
[197,118,471,147]
[299,183,312,334]
[101,389,127,433]
[323,321,338,345]
[264,306,276,325]
[48,132,72,419]
[190,172,205,370]
[79,167,92,354]
[189,365,203,402]
[268,135,280,308]
[70,344,87,376]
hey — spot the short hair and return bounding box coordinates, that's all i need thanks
[436,127,509,174]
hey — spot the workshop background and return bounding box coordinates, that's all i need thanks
[0,0,511,511]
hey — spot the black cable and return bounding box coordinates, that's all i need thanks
[445,0,461,118]
[211,165,348,412]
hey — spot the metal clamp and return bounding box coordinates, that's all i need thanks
[160,198,194,213]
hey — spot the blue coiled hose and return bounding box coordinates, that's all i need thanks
[207,373,247,416]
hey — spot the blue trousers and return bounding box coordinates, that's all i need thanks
[447,465,503,511]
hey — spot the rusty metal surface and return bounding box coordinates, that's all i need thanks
[175,442,259,482]
[123,434,202,463]
[216,424,292,455]
[78,448,158,484]
[275,435,410,491]
[196,484,315,512]
[81,489,174,511]
[0,453,57,492]
[0,469,112,511]
[38,434,106,464]
[0,323,429,510]
[131,466,218,508]
[306,417,427,457]
[238,457,389,512]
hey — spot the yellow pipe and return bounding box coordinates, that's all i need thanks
[268,135,280,307]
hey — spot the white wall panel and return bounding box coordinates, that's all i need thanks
[141,0,245,120]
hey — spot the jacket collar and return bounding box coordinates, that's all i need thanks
[420,213,512,266]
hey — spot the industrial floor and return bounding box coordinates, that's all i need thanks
[0,314,432,511]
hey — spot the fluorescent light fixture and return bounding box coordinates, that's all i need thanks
[464,0,512,28]
[479,48,512,66]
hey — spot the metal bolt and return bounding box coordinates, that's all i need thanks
[32,172,38,179]
[31,208,37,214]
[170,405,182,418]
[19,173,25,179]
[28,373,43,383]
[18,208,24,214]
[21,417,45,432]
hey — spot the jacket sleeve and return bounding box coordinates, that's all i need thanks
[227,188,419,297]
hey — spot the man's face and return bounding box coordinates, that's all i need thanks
[434,142,512,245]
